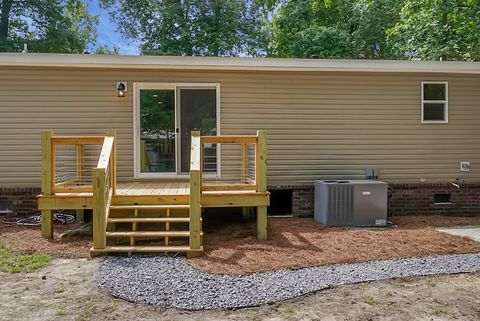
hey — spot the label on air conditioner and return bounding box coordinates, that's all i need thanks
[375,219,386,226]
[362,191,371,195]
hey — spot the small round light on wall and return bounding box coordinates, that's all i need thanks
[116,82,127,97]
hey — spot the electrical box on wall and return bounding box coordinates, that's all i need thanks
[460,161,470,172]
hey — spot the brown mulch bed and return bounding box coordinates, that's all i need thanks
[188,215,480,275]
[0,221,91,259]
[1,215,480,270]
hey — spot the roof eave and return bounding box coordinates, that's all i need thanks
[0,53,479,74]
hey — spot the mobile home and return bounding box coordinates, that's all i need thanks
[0,54,479,254]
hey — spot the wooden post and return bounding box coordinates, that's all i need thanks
[75,209,85,222]
[92,168,106,251]
[189,131,202,256]
[256,130,267,240]
[106,131,116,195]
[41,131,54,239]
[242,207,250,220]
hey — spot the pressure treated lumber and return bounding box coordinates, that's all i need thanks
[106,231,193,238]
[91,245,203,253]
[256,130,268,240]
[189,131,202,253]
[107,217,191,223]
[40,131,54,239]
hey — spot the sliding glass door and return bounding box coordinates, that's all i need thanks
[135,83,218,177]
[179,88,217,173]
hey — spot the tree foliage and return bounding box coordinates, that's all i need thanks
[94,44,120,55]
[0,0,98,53]
[268,0,479,60]
[268,0,403,58]
[387,0,480,60]
[1,0,478,60]
[100,0,267,56]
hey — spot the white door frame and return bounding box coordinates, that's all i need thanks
[133,82,221,179]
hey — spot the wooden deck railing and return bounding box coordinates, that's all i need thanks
[40,131,116,243]
[199,131,266,192]
[41,131,107,194]
[189,130,268,244]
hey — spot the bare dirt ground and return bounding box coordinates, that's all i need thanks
[1,215,480,320]
[0,258,479,321]
[190,216,480,274]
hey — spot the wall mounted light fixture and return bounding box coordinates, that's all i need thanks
[116,82,127,97]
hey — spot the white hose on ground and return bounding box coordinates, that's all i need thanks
[1,211,76,226]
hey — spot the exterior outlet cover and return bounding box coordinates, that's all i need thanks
[460,161,470,172]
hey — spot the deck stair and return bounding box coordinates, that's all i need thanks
[103,202,203,256]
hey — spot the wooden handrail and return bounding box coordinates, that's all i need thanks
[97,136,114,169]
[200,135,257,144]
[92,134,116,252]
[51,136,105,145]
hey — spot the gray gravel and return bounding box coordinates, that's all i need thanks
[98,253,480,310]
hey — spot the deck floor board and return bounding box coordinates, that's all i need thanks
[49,181,261,197]
[116,181,190,196]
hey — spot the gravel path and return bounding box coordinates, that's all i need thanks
[98,253,480,310]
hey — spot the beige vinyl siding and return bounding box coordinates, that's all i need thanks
[0,67,479,187]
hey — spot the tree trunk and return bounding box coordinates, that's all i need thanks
[0,0,13,39]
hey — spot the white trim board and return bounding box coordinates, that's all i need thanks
[1,53,480,74]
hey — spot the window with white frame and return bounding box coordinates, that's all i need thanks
[421,81,448,123]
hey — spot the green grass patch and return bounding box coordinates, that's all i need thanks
[0,247,51,273]
[364,296,377,305]
[433,306,448,315]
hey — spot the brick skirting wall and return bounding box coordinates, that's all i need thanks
[388,183,480,216]
[0,187,41,216]
[271,182,480,217]
[2,183,480,217]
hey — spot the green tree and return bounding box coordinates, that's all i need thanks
[0,0,98,53]
[268,0,402,58]
[100,0,267,56]
[95,44,120,55]
[387,0,480,60]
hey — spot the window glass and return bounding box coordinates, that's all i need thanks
[424,83,446,100]
[139,89,176,173]
[423,103,445,121]
[179,89,217,173]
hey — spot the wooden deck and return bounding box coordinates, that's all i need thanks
[38,131,269,257]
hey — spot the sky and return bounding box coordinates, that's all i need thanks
[86,1,140,55]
